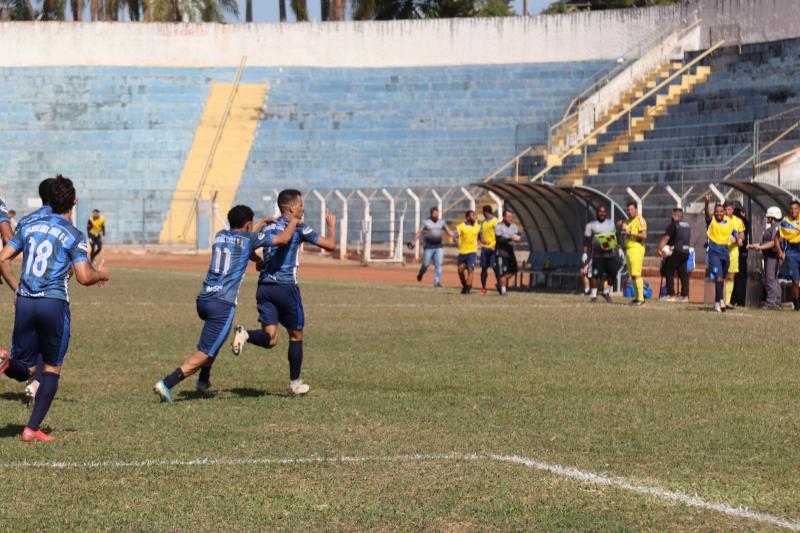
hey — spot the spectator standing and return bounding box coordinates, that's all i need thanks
[657,208,691,302]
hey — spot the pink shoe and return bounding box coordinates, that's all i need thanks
[22,427,54,442]
[0,348,8,375]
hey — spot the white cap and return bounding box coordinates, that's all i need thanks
[766,206,782,220]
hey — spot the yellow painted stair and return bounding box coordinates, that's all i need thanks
[159,82,268,245]
[557,65,710,186]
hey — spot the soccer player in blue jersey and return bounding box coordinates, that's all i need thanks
[0,175,110,442]
[231,189,336,396]
[152,205,299,403]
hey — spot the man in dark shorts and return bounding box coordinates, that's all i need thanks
[583,205,619,303]
[657,208,691,302]
[494,209,520,295]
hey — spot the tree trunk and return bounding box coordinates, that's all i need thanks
[70,0,82,20]
[291,0,308,21]
[329,0,344,20]
[245,0,252,22]
[320,0,329,21]
[279,0,286,21]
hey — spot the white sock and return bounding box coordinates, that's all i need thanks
[603,286,611,295]
[501,286,507,294]
[591,288,598,298]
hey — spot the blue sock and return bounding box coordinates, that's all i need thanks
[247,329,272,349]
[715,282,723,302]
[33,354,43,382]
[288,341,303,381]
[5,359,30,382]
[27,372,59,431]
[162,368,184,389]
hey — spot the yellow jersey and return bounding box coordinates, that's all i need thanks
[480,217,498,249]
[779,216,800,244]
[457,222,481,255]
[88,215,106,237]
[623,215,647,252]
[706,217,735,247]
[727,215,744,252]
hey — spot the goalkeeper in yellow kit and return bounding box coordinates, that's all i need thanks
[619,202,647,307]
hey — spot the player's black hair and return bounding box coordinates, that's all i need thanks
[723,201,732,208]
[502,208,513,216]
[227,205,255,230]
[673,207,684,212]
[48,175,76,215]
[482,205,493,215]
[626,201,637,208]
[38,177,55,205]
[92,209,100,214]
[790,200,800,207]
[465,209,475,217]
[429,206,439,216]
[277,189,303,213]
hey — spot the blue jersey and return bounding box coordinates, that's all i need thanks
[0,198,9,224]
[259,216,319,286]
[16,205,52,232]
[7,214,88,302]
[198,229,275,305]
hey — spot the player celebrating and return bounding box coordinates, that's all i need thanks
[231,189,336,396]
[153,206,297,403]
[479,205,499,295]
[583,205,619,303]
[619,201,647,306]
[494,209,521,295]
[705,198,738,313]
[777,200,800,310]
[455,210,481,294]
[0,175,109,442]
[87,209,106,264]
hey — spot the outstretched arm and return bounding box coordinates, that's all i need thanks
[73,259,110,286]
[0,244,21,291]
[313,212,337,251]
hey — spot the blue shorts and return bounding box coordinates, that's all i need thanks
[12,296,70,368]
[785,249,800,282]
[707,248,730,281]
[196,298,236,357]
[480,248,497,270]
[256,284,304,331]
[458,253,477,269]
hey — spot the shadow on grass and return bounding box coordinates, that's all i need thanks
[0,392,28,405]
[174,387,286,402]
[0,424,26,438]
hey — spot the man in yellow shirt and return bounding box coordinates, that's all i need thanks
[724,201,745,307]
[704,195,739,312]
[479,205,499,295]
[619,201,647,306]
[777,200,800,310]
[86,209,106,265]
[456,210,482,294]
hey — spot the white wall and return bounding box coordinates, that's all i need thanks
[0,5,693,68]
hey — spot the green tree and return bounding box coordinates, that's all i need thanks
[143,0,237,22]
[353,0,511,20]
[542,0,682,14]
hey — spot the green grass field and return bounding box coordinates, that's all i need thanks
[0,267,798,531]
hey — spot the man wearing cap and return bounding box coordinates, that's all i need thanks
[657,208,691,302]
[749,206,782,309]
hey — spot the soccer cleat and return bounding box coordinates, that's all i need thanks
[0,348,8,376]
[479,288,487,295]
[714,302,722,313]
[433,282,442,288]
[153,380,173,404]
[590,297,597,303]
[231,325,248,356]
[287,380,310,397]
[25,379,39,408]
[416,272,423,282]
[660,296,674,302]
[602,292,612,304]
[22,427,54,442]
[631,300,645,307]
[196,380,211,392]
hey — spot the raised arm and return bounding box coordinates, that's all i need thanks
[312,212,337,251]
[0,244,21,291]
[704,194,713,224]
[73,259,110,286]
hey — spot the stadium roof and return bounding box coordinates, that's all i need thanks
[477,182,625,253]
[725,180,800,214]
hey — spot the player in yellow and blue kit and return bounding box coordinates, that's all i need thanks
[0,175,110,442]
[479,205,499,295]
[777,200,800,310]
[86,209,106,265]
[704,198,738,313]
[153,206,298,403]
[231,189,337,396]
[456,210,482,294]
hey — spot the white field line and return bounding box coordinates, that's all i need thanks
[0,452,797,530]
